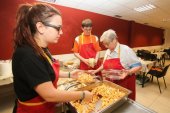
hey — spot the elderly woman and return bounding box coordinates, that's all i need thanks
[92,29,142,100]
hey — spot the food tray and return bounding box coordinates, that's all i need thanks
[69,80,131,113]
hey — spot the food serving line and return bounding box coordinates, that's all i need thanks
[57,67,156,113]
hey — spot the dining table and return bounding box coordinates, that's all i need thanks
[138,58,156,87]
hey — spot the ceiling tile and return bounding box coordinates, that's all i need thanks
[38,0,170,29]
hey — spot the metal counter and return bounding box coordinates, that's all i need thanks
[112,99,156,113]
[65,98,156,113]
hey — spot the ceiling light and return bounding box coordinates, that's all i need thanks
[134,4,156,12]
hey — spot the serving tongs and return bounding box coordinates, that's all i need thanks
[65,82,81,90]
[58,79,77,87]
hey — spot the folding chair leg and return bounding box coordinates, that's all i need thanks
[163,77,167,88]
[150,75,153,82]
[157,78,162,93]
[162,55,165,66]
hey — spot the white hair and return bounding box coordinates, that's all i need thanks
[100,29,118,43]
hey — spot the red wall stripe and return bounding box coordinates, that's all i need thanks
[0,0,164,59]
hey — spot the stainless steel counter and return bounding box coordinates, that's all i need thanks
[112,99,156,113]
[65,98,156,113]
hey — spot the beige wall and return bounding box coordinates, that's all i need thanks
[164,29,170,48]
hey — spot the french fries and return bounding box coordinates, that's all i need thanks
[77,73,95,84]
[71,84,126,113]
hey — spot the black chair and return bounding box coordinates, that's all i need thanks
[149,53,157,61]
[137,50,144,58]
[164,49,170,59]
[137,49,151,59]
[146,64,170,93]
[159,54,166,67]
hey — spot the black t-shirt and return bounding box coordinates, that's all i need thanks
[12,45,55,101]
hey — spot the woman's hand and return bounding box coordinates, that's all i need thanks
[83,58,97,68]
[117,69,129,79]
[102,69,129,80]
[82,58,89,66]
[70,69,83,79]
[101,69,113,77]
[83,91,93,102]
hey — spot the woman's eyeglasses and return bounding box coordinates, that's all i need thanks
[42,22,62,32]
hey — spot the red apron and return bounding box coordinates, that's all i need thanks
[16,57,59,113]
[79,34,100,70]
[103,47,136,100]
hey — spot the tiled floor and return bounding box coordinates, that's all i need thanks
[136,60,170,113]
[0,60,170,113]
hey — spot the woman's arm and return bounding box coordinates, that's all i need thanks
[59,70,82,78]
[34,81,92,102]
[118,65,142,80]
[95,52,100,63]
[59,71,70,78]
[127,65,142,75]
[88,65,103,75]
[95,65,103,74]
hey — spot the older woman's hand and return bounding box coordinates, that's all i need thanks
[117,69,129,79]
[101,70,110,77]
[102,69,129,80]
[102,69,119,77]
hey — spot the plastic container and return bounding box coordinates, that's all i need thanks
[0,60,12,76]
